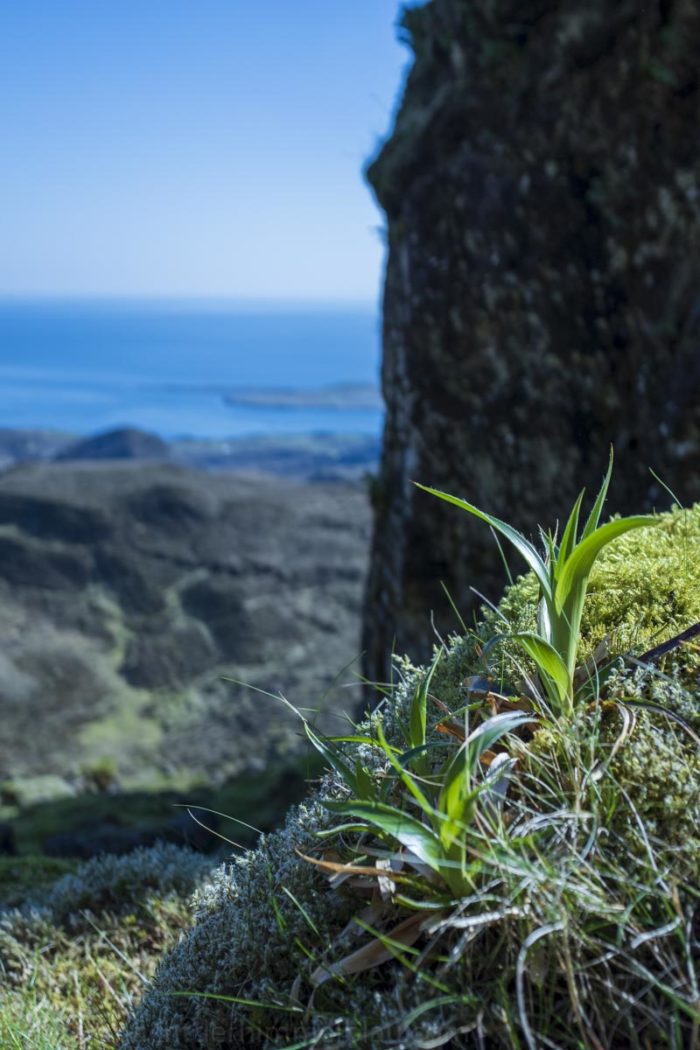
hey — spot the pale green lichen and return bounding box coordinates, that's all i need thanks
[119,803,356,1049]
[44,842,216,928]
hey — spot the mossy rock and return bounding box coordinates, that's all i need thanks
[0,845,215,1050]
[363,0,700,688]
[120,503,700,1049]
[0,856,76,909]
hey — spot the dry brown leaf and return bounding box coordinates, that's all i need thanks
[487,693,535,715]
[430,694,453,716]
[310,910,435,987]
[479,748,498,768]
[436,720,466,741]
[295,848,406,880]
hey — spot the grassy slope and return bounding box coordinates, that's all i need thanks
[4,753,326,857]
[0,757,325,1050]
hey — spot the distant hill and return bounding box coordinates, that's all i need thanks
[0,428,74,469]
[0,461,370,824]
[56,427,170,462]
[0,427,379,482]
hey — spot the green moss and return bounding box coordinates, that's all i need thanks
[0,856,77,909]
[0,991,73,1050]
[605,706,700,871]
[77,686,163,764]
[0,845,215,1050]
[0,775,76,809]
[488,503,700,679]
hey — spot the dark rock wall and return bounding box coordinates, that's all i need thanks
[363,0,700,680]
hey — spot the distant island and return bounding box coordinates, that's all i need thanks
[223,381,382,411]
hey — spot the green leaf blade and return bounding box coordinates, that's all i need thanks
[437,781,480,848]
[556,489,585,571]
[512,632,571,712]
[324,799,444,873]
[304,723,361,796]
[414,484,552,599]
[581,447,614,540]
[555,516,657,613]
[436,711,533,847]
[408,648,442,754]
[376,721,434,818]
[466,710,537,762]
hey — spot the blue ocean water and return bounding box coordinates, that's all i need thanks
[0,299,382,439]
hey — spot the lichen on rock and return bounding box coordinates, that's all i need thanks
[0,844,217,1049]
[364,0,700,683]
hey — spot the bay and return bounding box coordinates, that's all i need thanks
[0,299,382,438]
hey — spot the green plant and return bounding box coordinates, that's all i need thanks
[303,658,531,899]
[120,501,700,1050]
[416,451,656,716]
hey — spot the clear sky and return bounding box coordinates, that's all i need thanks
[0,1,412,301]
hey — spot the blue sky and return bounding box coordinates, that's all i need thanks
[0,1,412,301]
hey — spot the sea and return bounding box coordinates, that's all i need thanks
[0,299,383,439]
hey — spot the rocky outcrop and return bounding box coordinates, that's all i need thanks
[364,0,700,680]
[0,462,370,793]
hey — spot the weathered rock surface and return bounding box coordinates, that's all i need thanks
[364,0,700,680]
[0,462,370,793]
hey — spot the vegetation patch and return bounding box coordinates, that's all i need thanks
[0,845,215,1050]
[120,486,700,1049]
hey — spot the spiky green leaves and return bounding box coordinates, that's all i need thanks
[417,450,656,716]
[406,649,442,776]
[323,708,532,897]
[512,633,571,714]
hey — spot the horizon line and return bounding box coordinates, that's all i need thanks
[0,292,379,310]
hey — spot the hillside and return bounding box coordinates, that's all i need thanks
[0,461,370,855]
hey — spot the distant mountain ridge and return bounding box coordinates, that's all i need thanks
[57,428,170,462]
[0,426,380,482]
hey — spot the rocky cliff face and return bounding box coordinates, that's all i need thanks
[364,0,700,680]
